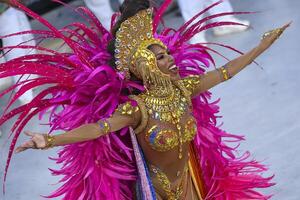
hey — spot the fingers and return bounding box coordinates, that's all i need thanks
[278,21,292,36]
[15,140,35,153]
[282,21,292,29]
[24,131,35,137]
[15,146,27,153]
[16,131,38,153]
[272,21,291,39]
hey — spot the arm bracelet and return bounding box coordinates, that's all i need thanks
[98,119,111,134]
[218,65,231,81]
[42,134,55,150]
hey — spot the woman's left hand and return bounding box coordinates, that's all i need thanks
[260,21,292,50]
[15,131,47,153]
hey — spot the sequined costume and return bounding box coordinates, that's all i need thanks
[0,0,274,199]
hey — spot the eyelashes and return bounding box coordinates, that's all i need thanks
[157,55,164,60]
[157,51,170,60]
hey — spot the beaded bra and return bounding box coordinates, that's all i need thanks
[145,118,197,152]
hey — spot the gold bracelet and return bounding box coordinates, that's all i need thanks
[42,134,55,150]
[218,66,231,81]
[98,119,111,134]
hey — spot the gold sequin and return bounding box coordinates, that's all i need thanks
[114,8,169,87]
[218,66,231,81]
[42,134,55,150]
[98,120,111,134]
[117,102,139,116]
[180,75,201,95]
[146,117,197,153]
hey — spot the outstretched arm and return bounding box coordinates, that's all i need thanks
[184,22,291,97]
[15,102,141,153]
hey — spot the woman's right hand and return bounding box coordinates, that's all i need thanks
[15,131,47,153]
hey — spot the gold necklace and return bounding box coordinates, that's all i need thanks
[141,85,188,159]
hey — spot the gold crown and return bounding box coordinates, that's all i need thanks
[114,8,166,80]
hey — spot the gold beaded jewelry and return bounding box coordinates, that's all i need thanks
[115,9,166,79]
[149,164,188,200]
[141,85,189,159]
[98,119,111,134]
[262,28,283,40]
[117,102,140,116]
[179,75,201,95]
[218,66,231,81]
[42,134,55,150]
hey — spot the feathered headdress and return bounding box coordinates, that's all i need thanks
[115,8,171,88]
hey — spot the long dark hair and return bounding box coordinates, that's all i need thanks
[107,0,151,94]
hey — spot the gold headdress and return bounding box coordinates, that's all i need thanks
[115,8,171,87]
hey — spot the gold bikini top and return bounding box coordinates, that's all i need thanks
[145,118,197,152]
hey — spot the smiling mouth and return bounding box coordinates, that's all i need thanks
[168,64,178,72]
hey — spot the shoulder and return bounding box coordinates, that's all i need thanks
[128,95,149,134]
[116,100,140,116]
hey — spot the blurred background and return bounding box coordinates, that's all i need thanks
[0,0,299,199]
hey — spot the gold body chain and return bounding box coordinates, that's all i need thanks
[150,164,188,200]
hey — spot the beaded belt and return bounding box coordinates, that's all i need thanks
[149,164,188,200]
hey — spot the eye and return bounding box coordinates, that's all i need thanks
[157,55,164,60]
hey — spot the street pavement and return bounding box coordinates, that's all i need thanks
[0,0,299,199]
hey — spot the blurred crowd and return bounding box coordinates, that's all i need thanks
[0,0,250,137]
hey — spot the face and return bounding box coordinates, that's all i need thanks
[148,44,179,78]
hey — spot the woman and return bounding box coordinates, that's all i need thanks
[1,0,289,199]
